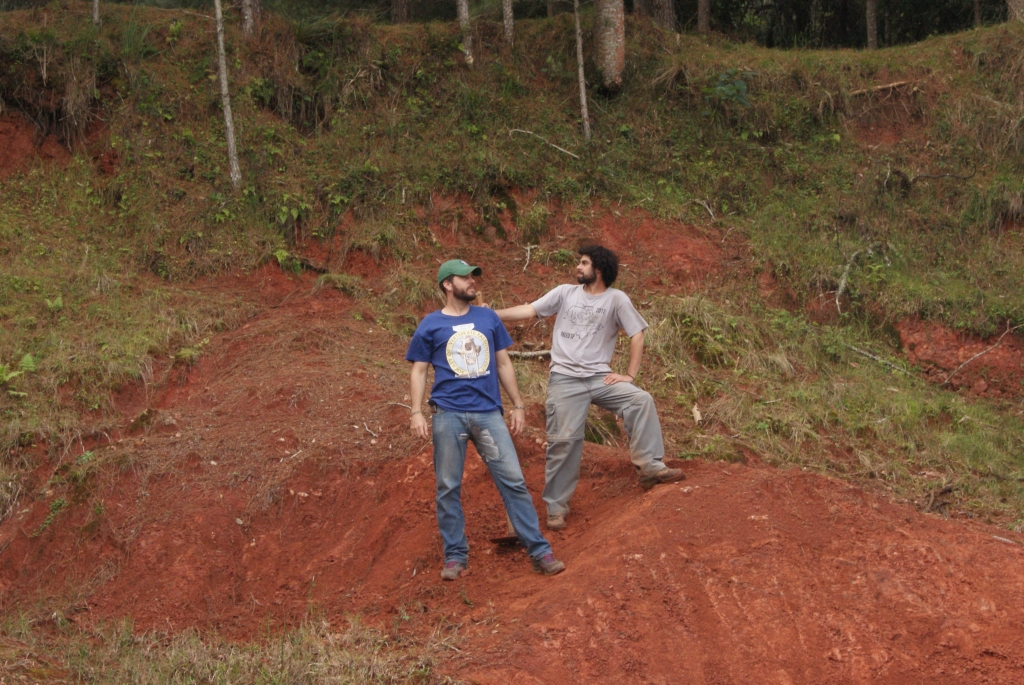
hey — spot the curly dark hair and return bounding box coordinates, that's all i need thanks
[579,244,619,286]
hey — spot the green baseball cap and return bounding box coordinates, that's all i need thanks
[437,259,482,284]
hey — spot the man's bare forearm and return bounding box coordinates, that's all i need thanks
[494,304,538,322]
[495,350,524,406]
[626,331,645,379]
[409,362,429,411]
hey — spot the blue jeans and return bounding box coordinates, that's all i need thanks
[432,409,553,564]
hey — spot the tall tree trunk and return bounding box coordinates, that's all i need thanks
[652,0,674,30]
[392,0,410,23]
[502,0,514,46]
[1009,0,1024,20]
[241,0,260,37]
[593,0,625,91]
[698,0,710,34]
[92,0,100,26]
[573,0,591,141]
[214,0,242,192]
[457,0,474,66]
[865,0,877,49]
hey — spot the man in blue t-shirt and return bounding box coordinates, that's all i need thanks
[406,259,565,580]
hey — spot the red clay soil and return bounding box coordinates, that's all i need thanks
[2,230,1024,683]
[897,318,1024,398]
[0,113,70,179]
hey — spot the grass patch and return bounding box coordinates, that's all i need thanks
[0,617,458,684]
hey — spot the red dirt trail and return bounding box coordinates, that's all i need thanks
[2,222,1024,683]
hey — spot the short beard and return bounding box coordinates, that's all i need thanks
[453,286,477,302]
[576,271,596,285]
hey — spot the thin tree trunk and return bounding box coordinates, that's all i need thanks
[698,0,710,34]
[502,0,514,46]
[1011,0,1024,20]
[573,0,591,142]
[593,0,625,91]
[866,0,877,49]
[457,0,474,66]
[392,0,410,23]
[214,0,242,192]
[633,0,650,17]
[974,0,982,25]
[241,0,260,37]
[92,0,100,26]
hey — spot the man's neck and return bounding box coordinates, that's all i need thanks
[442,298,472,316]
[582,280,608,296]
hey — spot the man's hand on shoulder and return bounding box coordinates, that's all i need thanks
[603,373,634,385]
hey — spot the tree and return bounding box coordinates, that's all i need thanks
[502,0,514,46]
[92,0,100,27]
[392,0,410,23]
[457,0,473,66]
[573,0,591,141]
[1011,0,1024,20]
[241,0,261,37]
[634,0,673,30]
[866,0,878,48]
[698,0,710,34]
[213,0,242,191]
[593,0,625,91]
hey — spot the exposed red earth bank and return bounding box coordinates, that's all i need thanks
[2,213,1024,683]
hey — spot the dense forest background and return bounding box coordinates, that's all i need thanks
[0,0,1011,48]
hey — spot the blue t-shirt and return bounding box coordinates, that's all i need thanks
[405,306,514,413]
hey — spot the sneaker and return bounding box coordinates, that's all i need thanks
[532,553,566,575]
[440,560,466,581]
[639,467,686,489]
[546,514,566,531]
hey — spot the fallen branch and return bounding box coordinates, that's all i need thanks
[688,199,715,220]
[508,349,551,359]
[523,244,538,273]
[941,322,1024,386]
[848,80,916,97]
[835,242,882,313]
[843,344,910,375]
[508,129,580,159]
[925,484,954,513]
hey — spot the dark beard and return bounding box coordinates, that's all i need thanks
[576,272,596,285]
[453,286,477,302]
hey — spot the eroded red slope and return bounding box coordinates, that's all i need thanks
[1,221,1024,683]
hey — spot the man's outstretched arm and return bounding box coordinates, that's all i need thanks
[493,304,537,322]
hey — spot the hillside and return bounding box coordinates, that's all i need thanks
[1,4,1024,682]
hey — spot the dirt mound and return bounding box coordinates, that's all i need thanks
[0,112,70,179]
[3,246,1024,682]
[897,318,1024,398]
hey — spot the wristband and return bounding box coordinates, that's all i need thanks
[411,410,422,416]
[513,405,525,410]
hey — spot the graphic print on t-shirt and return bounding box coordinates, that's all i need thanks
[561,304,606,341]
[445,329,491,378]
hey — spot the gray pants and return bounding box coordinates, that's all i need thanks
[543,373,667,517]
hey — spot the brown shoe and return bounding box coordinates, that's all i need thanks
[532,553,566,575]
[639,467,685,489]
[440,560,466,581]
[546,514,566,531]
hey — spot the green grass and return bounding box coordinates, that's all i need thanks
[0,617,458,684]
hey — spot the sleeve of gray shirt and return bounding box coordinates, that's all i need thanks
[614,291,648,337]
[531,284,567,318]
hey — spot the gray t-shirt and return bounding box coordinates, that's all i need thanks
[531,284,648,378]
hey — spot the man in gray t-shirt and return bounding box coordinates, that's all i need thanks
[495,245,685,531]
